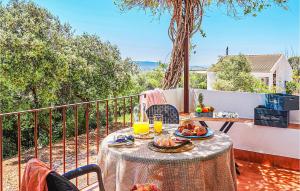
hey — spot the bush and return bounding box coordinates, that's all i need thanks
[212,55,269,93]
[0,0,137,158]
[286,81,300,95]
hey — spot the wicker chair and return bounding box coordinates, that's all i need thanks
[146,104,179,124]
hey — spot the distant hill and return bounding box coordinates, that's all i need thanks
[189,65,208,71]
[135,61,208,72]
[134,61,160,71]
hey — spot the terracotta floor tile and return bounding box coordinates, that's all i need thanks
[236,160,300,191]
[84,160,300,191]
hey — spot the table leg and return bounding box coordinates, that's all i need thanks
[235,163,240,175]
[201,121,234,134]
[219,122,229,132]
[220,121,239,176]
[199,121,208,127]
[224,122,234,134]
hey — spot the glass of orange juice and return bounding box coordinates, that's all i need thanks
[153,114,163,134]
[133,122,150,135]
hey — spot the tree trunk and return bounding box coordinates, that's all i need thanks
[163,22,186,89]
[163,0,190,89]
[31,86,40,108]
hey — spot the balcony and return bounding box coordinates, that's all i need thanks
[0,89,299,191]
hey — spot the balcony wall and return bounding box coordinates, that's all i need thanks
[162,88,300,159]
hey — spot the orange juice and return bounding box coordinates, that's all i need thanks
[133,122,150,134]
[154,121,163,133]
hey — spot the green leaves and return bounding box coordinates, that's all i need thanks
[0,0,136,159]
[287,56,300,94]
[213,55,269,92]
[0,1,136,113]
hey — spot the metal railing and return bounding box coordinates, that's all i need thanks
[0,94,144,191]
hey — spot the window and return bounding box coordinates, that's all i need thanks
[273,71,276,87]
[261,77,269,86]
[284,81,287,89]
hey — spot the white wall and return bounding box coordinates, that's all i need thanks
[163,88,195,113]
[162,88,300,159]
[271,56,293,92]
[206,71,216,90]
[164,88,300,124]
[193,89,300,123]
[206,121,300,159]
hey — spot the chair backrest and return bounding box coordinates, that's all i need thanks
[24,158,104,191]
[62,164,105,191]
[47,164,105,191]
[146,104,179,124]
[46,172,79,191]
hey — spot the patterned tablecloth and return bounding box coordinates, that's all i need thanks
[97,125,237,191]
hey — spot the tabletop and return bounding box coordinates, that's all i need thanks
[97,125,237,191]
[99,125,232,163]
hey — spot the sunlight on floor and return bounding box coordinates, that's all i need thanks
[82,159,300,191]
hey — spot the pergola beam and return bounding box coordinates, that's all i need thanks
[183,0,190,113]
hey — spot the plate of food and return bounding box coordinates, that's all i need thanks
[108,135,135,147]
[148,135,194,153]
[152,135,191,149]
[174,122,214,139]
[134,132,155,139]
[133,129,169,139]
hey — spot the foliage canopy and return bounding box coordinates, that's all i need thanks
[286,56,300,94]
[0,0,138,158]
[0,0,136,113]
[211,55,269,93]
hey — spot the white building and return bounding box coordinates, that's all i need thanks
[207,54,293,92]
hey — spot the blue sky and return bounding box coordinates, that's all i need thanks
[3,0,300,66]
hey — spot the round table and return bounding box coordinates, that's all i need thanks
[97,125,237,191]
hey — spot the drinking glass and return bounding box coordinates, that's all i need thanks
[132,105,150,134]
[153,114,163,134]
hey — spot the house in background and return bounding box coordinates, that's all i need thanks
[207,54,293,92]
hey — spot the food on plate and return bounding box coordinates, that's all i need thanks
[196,93,215,113]
[198,93,204,108]
[180,119,193,126]
[154,136,175,147]
[115,135,135,143]
[178,123,207,136]
[207,106,215,112]
[202,107,209,113]
[194,126,207,136]
[153,135,191,149]
[108,135,135,147]
[196,107,202,113]
[195,106,215,113]
[131,184,160,191]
